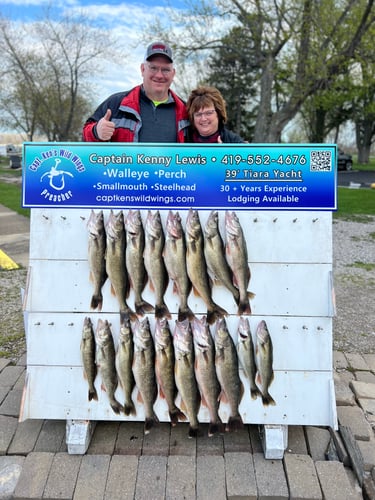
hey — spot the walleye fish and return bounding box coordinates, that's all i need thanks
[132,317,159,433]
[225,211,255,315]
[255,320,276,406]
[204,210,240,307]
[192,316,223,436]
[87,210,107,311]
[105,210,136,321]
[173,319,201,437]
[115,316,136,416]
[144,210,171,319]
[163,210,194,322]
[125,209,154,316]
[185,208,228,325]
[96,318,124,415]
[80,316,98,402]
[154,317,186,425]
[237,316,261,400]
[214,317,244,432]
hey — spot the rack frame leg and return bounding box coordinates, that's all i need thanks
[259,424,288,459]
[66,419,96,454]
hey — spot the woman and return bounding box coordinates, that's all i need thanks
[186,86,246,143]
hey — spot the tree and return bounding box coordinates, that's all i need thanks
[146,0,375,143]
[0,10,118,141]
[206,27,258,139]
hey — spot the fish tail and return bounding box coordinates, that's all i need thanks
[90,293,103,311]
[261,392,276,406]
[250,387,262,400]
[237,300,252,315]
[207,304,228,325]
[110,400,124,415]
[135,300,155,316]
[226,414,244,432]
[188,425,201,438]
[169,407,187,426]
[88,388,98,402]
[178,306,195,322]
[144,414,159,434]
[124,401,137,416]
[120,307,137,323]
[155,303,171,319]
[208,420,224,437]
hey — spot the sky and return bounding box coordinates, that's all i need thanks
[0,0,190,108]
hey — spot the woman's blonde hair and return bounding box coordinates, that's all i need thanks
[186,86,227,127]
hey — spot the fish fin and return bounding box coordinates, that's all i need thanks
[226,415,244,432]
[144,414,159,434]
[261,392,276,406]
[110,283,116,297]
[159,386,166,400]
[192,285,200,297]
[135,300,155,316]
[137,391,144,404]
[88,388,98,402]
[255,371,262,386]
[155,303,171,319]
[101,383,107,392]
[218,390,228,405]
[90,294,103,311]
[124,401,137,416]
[200,393,208,408]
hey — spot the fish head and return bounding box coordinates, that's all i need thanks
[173,318,193,354]
[125,209,142,235]
[238,316,251,341]
[166,211,182,239]
[154,317,172,348]
[106,210,124,240]
[225,210,241,239]
[204,210,219,239]
[82,317,94,340]
[256,320,270,345]
[95,318,112,346]
[214,317,231,348]
[186,208,201,239]
[119,316,132,342]
[87,210,105,238]
[192,316,211,352]
[133,316,152,351]
[145,210,162,241]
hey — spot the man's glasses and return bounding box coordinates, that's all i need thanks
[194,110,216,119]
[146,63,173,75]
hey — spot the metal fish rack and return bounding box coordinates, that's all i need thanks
[21,207,337,457]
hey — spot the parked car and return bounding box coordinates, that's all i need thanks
[6,143,22,169]
[337,148,353,171]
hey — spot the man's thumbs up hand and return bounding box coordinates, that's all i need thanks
[96,109,115,140]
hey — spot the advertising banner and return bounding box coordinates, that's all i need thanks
[22,142,337,210]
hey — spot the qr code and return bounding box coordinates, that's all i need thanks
[310,150,332,171]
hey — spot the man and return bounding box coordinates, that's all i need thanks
[82,42,189,143]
